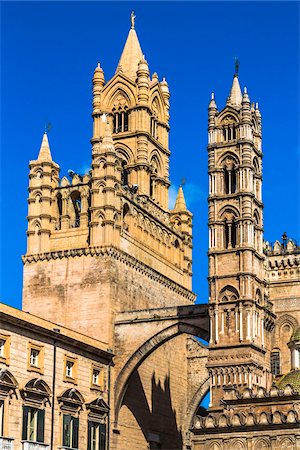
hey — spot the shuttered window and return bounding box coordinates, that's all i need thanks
[63,414,79,449]
[22,406,45,442]
[88,421,106,450]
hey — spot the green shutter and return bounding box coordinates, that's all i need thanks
[22,406,29,441]
[99,423,106,450]
[63,414,71,447]
[72,417,79,449]
[37,409,45,442]
[87,421,92,450]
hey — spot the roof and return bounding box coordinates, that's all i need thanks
[116,28,143,79]
[277,370,300,391]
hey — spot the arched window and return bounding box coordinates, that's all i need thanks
[123,203,129,219]
[71,191,81,228]
[271,350,281,376]
[221,115,237,142]
[56,192,62,230]
[121,160,129,186]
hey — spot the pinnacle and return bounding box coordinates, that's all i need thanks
[173,186,187,211]
[37,133,52,161]
[226,75,242,108]
[100,119,115,153]
[116,27,143,79]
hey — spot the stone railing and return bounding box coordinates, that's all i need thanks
[22,442,49,450]
[0,438,14,450]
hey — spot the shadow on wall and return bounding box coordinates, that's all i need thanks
[123,369,183,449]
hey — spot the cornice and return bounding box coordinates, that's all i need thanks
[22,245,196,302]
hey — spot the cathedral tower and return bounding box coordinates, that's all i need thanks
[206,69,275,407]
[22,14,193,345]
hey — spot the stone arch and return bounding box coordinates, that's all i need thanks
[149,150,163,176]
[105,80,136,108]
[114,322,208,426]
[116,143,135,165]
[254,438,271,449]
[0,368,18,396]
[185,376,210,429]
[219,205,240,219]
[219,285,239,302]
[150,90,166,122]
[217,109,239,125]
[219,151,240,167]
[253,156,260,174]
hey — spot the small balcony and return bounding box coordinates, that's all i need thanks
[22,442,49,450]
[0,437,14,450]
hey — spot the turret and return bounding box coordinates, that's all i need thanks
[27,133,59,254]
[90,116,122,246]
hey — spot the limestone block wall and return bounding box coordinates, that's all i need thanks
[22,249,195,346]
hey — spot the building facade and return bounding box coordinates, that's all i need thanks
[0,13,299,450]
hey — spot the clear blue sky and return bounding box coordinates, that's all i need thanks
[1,1,299,309]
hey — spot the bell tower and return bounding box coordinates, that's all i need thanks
[22,14,193,345]
[91,13,170,210]
[206,69,275,408]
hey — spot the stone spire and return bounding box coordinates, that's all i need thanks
[174,186,187,211]
[226,75,242,108]
[116,13,143,79]
[37,133,52,161]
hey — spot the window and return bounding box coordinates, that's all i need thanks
[224,219,237,249]
[92,370,99,386]
[0,334,10,364]
[271,351,281,376]
[113,111,128,133]
[224,167,237,194]
[27,343,44,373]
[91,366,104,391]
[64,356,77,383]
[66,361,74,378]
[121,161,129,186]
[62,414,79,449]
[88,422,106,450]
[22,406,45,442]
[0,340,4,358]
[30,348,39,367]
[71,191,81,228]
[150,117,157,139]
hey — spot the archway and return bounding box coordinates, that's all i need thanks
[114,321,208,426]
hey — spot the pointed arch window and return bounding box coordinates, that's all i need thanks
[70,191,81,228]
[121,161,129,186]
[221,115,237,142]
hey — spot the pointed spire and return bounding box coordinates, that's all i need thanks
[116,13,143,79]
[209,92,217,110]
[174,186,187,211]
[227,75,242,108]
[38,133,52,161]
